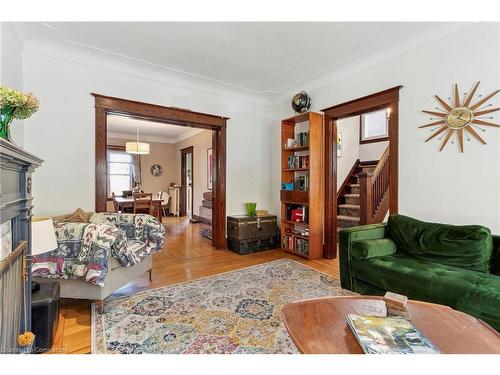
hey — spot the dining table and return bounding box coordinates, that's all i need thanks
[114,196,164,222]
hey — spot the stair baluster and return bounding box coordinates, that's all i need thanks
[359,146,390,225]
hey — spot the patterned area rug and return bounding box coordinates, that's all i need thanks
[92,259,351,354]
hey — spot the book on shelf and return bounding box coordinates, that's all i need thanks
[287,155,309,169]
[294,173,309,191]
[297,131,309,147]
[346,314,440,354]
[282,233,309,256]
[285,204,308,224]
[285,132,309,149]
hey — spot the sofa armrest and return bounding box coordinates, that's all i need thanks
[351,238,396,260]
[339,223,387,291]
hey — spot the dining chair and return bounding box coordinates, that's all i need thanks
[158,191,170,217]
[133,192,153,215]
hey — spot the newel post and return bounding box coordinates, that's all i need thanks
[359,172,372,225]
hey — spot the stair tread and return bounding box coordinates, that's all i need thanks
[349,183,360,187]
[337,215,360,222]
[338,204,360,209]
[344,194,360,197]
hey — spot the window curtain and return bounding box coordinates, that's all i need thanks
[131,155,142,187]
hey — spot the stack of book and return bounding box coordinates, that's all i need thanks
[287,155,309,169]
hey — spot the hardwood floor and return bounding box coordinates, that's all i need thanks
[51,216,339,354]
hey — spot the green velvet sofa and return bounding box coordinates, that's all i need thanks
[339,214,500,330]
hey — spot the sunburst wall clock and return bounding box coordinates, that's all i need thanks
[420,82,500,152]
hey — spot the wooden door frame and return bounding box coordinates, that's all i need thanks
[180,146,194,217]
[322,86,402,258]
[93,93,228,249]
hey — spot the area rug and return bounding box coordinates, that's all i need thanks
[92,259,351,354]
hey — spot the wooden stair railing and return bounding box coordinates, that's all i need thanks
[359,146,390,225]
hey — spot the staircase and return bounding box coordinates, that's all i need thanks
[337,164,377,232]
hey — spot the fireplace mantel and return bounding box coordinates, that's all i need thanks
[0,138,43,353]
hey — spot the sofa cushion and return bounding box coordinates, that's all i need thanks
[351,238,396,260]
[388,214,494,273]
[351,254,500,330]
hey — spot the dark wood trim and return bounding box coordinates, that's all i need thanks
[323,86,402,259]
[322,86,403,117]
[180,146,194,218]
[95,107,107,212]
[106,145,126,151]
[336,159,359,199]
[359,136,389,145]
[212,126,227,249]
[324,117,337,259]
[180,146,194,155]
[92,93,228,129]
[94,93,228,249]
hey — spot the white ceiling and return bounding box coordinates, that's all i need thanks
[107,114,205,144]
[12,22,431,93]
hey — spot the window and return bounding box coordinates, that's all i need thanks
[360,109,389,143]
[107,149,134,196]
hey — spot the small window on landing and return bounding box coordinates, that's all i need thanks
[360,109,389,143]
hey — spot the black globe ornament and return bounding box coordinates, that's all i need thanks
[291,91,311,113]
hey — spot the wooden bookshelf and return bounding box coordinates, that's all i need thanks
[280,112,324,259]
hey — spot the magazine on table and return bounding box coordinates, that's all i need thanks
[346,314,440,354]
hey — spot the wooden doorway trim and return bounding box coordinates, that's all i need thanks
[322,86,402,258]
[180,146,194,218]
[93,93,229,249]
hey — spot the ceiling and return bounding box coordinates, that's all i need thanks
[107,114,205,144]
[12,22,432,93]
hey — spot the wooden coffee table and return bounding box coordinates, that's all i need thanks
[281,296,500,354]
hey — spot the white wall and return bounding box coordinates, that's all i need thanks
[336,115,360,189]
[0,23,24,146]
[272,23,500,232]
[360,141,389,162]
[175,130,213,216]
[22,41,273,217]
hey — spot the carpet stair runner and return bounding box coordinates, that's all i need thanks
[337,163,377,232]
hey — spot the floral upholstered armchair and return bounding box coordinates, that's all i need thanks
[32,212,166,313]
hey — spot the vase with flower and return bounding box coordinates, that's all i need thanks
[0,86,39,143]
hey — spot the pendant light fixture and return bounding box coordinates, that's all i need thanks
[126,122,150,155]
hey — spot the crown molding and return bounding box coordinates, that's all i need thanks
[270,22,476,106]
[21,37,272,107]
[14,22,476,109]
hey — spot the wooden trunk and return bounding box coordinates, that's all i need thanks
[227,215,279,255]
[227,215,278,240]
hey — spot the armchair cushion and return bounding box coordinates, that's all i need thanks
[351,238,396,260]
[90,212,165,266]
[32,222,123,286]
[388,214,494,273]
